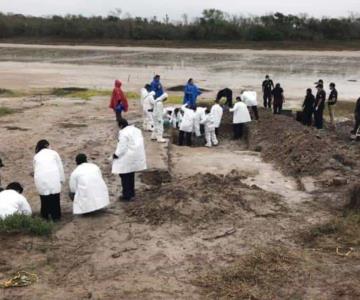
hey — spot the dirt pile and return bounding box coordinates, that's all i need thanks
[250,111,358,176]
[124,171,286,227]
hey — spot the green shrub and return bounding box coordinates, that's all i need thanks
[0,107,15,117]
[0,214,54,236]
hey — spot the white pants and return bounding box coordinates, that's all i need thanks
[143,109,154,131]
[205,129,218,147]
[151,119,164,141]
[194,122,201,137]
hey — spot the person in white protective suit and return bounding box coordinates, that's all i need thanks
[230,97,252,139]
[69,154,110,215]
[201,108,219,147]
[33,139,65,221]
[140,84,156,131]
[112,119,147,202]
[210,99,223,135]
[171,107,182,129]
[150,93,169,143]
[241,90,259,120]
[0,182,32,220]
[179,104,196,146]
[194,106,206,137]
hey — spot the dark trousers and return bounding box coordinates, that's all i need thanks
[263,93,272,108]
[40,194,61,221]
[215,128,219,136]
[302,110,313,126]
[179,131,192,146]
[120,172,135,200]
[273,101,283,114]
[233,123,244,139]
[314,108,324,129]
[115,111,122,122]
[251,106,259,120]
[353,118,360,134]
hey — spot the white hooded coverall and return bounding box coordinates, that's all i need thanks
[201,113,218,147]
[141,88,155,131]
[150,93,168,142]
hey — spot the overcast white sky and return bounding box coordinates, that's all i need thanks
[0,0,359,20]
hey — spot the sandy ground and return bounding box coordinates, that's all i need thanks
[0,45,360,299]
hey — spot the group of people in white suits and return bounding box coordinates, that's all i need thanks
[0,119,147,220]
[140,81,257,147]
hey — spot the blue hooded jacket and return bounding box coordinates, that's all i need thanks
[151,79,164,99]
[184,83,201,107]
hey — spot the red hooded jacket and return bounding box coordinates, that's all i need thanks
[109,80,129,112]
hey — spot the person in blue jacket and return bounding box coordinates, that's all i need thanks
[184,78,202,108]
[150,75,164,99]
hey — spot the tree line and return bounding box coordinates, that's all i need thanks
[0,9,359,41]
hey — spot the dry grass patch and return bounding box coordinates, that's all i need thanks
[194,246,306,299]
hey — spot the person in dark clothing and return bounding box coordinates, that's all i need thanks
[178,131,192,146]
[216,88,233,108]
[351,97,360,136]
[328,82,338,127]
[262,75,274,109]
[0,158,3,192]
[314,84,326,129]
[272,83,284,114]
[302,88,315,126]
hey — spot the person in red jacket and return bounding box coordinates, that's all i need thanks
[109,80,129,121]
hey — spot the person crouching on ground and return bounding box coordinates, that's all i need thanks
[0,182,32,220]
[109,80,129,122]
[151,93,169,143]
[179,104,196,146]
[112,119,147,202]
[33,140,65,221]
[201,108,218,147]
[210,99,223,135]
[69,154,110,215]
[230,97,251,139]
[141,84,156,132]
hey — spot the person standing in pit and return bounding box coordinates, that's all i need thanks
[314,84,326,129]
[328,82,338,128]
[230,97,252,139]
[150,75,164,99]
[262,75,274,109]
[302,88,315,126]
[109,80,129,122]
[272,83,285,114]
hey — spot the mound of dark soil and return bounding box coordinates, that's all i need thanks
[124,171,286,226]
[250,110,358,176]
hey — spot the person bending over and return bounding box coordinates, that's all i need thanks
[69,154,110,215]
